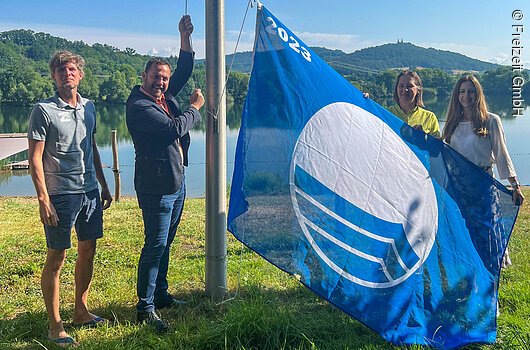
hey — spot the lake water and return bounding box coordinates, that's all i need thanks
[1,97,529,197]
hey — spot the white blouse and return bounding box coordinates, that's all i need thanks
[449,113,516,179]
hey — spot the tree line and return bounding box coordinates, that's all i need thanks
[0,29,250,107]
[0,29,527,108]
[348,65,530,104]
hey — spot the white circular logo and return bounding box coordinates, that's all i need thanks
[290,102,438,288]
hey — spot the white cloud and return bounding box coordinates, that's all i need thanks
[225,29,382,54]
[226,30,255,51]
[294,32,362,52]
[0,22,208,57]
[146,48,158,56]
[417,41,503,64]
[0,22,264,58]
[488,53,511,65]
[3,22,506,64]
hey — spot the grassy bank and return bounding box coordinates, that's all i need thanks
[0,191,528,350]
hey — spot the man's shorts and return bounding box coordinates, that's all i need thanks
[44,189,103,249]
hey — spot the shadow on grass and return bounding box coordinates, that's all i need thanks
[0,310,49,350]
[0,286,506,350]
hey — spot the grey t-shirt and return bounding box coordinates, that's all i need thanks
[27,92,99,195]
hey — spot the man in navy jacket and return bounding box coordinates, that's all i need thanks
[126,15,204,332]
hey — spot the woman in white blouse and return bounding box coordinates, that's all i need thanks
[442,75,524,266]
[443,75,524,204]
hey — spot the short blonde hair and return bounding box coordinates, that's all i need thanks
[49,50,85,76]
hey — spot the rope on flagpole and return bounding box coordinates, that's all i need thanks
[205,0,255,122]
[213,0,261,305]
[185,0,193,53]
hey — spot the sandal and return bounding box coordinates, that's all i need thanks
[72,315,108,328]
[48,332,79,347]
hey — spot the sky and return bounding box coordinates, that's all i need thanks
[0,0,529,65]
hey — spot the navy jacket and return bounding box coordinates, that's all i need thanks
[126,50,201,194]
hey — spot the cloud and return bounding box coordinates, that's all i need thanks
[488,53,511,65]
[2,22,503,64]
[146,48,158,56]
[225,30,255,54]
[0,22,207,57]
[294,32,363,52]
[417,41,505,64]
[0,22,268,59]
[225,29,381,54]
[0,22,262,58]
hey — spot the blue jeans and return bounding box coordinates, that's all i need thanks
[136,180,186,313]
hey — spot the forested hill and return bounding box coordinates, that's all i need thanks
[0,29,250,106]
[225,42,499,74]
[324,42,498,72]
[0,29,147,75]
[0,29,516,107]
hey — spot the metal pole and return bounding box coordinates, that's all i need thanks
[205,0,227,299]
[110,130,121,202]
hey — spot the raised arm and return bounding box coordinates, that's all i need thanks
[180,15,193,53]
[168,15,195,96]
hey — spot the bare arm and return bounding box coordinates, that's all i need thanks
[28,139,58,226]
[92,135,112,209]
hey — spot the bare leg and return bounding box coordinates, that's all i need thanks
[73,240,97,324]
[42,248,70,339]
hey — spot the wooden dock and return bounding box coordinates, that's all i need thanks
[5,160,29,170]
[0,133,28,170]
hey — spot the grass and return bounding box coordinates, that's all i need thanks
[0,189,529,350]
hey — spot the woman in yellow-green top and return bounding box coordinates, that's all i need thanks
[388,70,440,138]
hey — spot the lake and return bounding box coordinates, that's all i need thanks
[1,96,529,197]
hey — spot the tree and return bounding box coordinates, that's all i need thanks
[417,68,455,96]
[0,41,21,67]
[0,64,51,104]
[376,70,400,97]
[125,47,137,55]
[79,68,100,101]
[349,79,386,101]
[118,64,140,89]
[99,71,129,103]
[226,71,250,105]
[479,66,529,95]
[176,69,206,106]
[26,42,52,60]
[0,29,36,46]
[12,83,34,106]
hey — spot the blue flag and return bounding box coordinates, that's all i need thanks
[228,6,519,349]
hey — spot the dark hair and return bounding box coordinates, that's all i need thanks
[144,57,172,73]
[393,70,424,108]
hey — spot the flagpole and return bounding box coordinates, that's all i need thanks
[205,0,227,299]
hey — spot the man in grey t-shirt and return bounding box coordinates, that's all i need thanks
[28,51,112,346]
